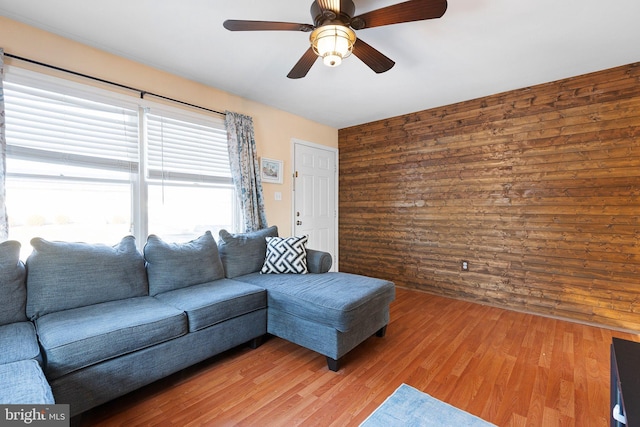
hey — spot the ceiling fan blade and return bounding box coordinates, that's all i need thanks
[287,48,318,79]
[223,20,314,32]
[352,38,395,74]
[351,0,447,30]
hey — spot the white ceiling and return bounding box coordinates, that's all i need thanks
[1,0,639,129]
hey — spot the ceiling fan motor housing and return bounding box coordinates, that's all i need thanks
[311,0,356,27]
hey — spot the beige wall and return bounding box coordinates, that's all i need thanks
[0,16,338,233]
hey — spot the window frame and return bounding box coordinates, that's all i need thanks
[3,65,238,251]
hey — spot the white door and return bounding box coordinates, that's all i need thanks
[293,140,338,271]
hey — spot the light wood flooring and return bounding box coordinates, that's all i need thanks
[76,287,639,426]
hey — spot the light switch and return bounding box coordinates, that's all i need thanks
[274,192,282,201]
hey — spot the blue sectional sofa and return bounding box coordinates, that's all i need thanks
[0,226,395,418]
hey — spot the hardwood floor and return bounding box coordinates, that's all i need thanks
[76,287,638,426]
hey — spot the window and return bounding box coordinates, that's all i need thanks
[3,67,237,258]
[145,107,237,240]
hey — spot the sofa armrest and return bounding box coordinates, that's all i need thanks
[306,249,332,273]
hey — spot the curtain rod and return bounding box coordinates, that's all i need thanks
[4,52,227,117]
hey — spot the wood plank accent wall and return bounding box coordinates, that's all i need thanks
[338,62,640,333]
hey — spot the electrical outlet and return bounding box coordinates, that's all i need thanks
[461,260,469,271]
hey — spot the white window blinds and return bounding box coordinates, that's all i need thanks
[147,111,232,184]
[3,74,139,173]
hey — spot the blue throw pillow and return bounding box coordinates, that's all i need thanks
[261,236,308,274]
[218,226,278,278]
[144,231,225,296]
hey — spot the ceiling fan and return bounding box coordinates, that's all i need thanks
[223,0,448,79]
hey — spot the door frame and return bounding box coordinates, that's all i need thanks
[291,138,339,271]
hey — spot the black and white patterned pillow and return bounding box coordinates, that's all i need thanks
[260,236,308,274]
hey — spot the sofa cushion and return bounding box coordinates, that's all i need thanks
[234,272,395,332]
[0,360,55,404]
[0,321,40,364]
[261,236,308,274]
[218,226,278,278]
[35,297,187,379]
[144,231,225,296]
[154,279,266,332]
[0,240,28,325]
[0,322,41,365]
[26,236,148,319]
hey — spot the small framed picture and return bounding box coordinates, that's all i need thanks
[260,157,283,184]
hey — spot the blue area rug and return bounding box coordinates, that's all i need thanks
[360,384,496,427]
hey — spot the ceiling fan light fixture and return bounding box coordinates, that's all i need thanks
[310,25,356,67]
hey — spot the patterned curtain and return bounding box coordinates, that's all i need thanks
[225,111,268,232]
[0,49,8,240]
